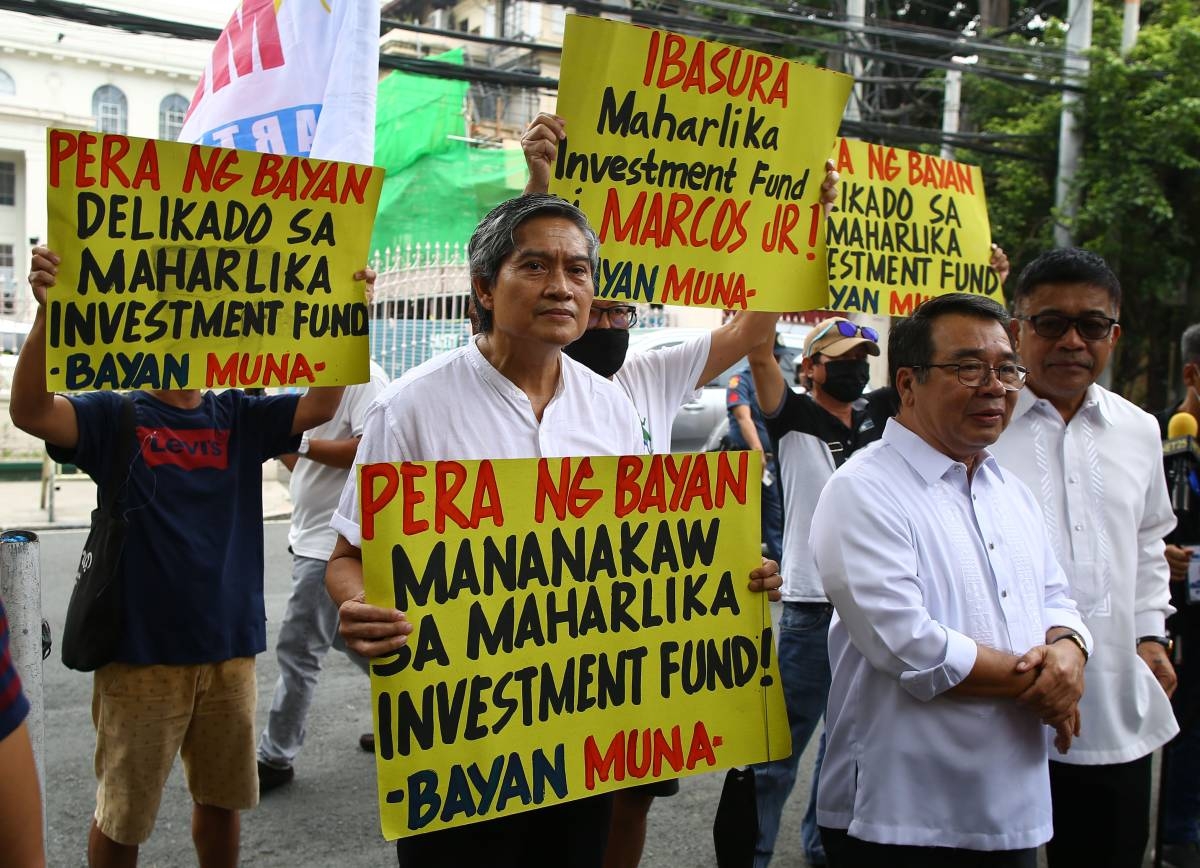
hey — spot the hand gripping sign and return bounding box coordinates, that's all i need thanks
[359,452,790,839]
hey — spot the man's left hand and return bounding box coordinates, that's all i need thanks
[1138,640,1178,697]
[749,558,783,602]
[1015,641,1085,723]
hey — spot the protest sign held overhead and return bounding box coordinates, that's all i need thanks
[359,452,790,839]
[551,16,852,312]
[44,129,384,391]
[177,0,379,165]
[827,138,996,316]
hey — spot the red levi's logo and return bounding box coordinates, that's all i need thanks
[137,427,230,470]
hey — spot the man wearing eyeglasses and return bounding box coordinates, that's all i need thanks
[745,315,883,868]
[811,293,1090,867]
[989,248,1177,868]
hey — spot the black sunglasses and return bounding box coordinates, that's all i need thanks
[1019,313,1118,342]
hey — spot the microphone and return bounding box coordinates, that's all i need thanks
[1164,412,1200,517]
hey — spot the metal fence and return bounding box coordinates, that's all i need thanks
[368,241,678,380]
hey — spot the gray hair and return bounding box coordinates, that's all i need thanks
[467,193,600,332]
[1182,323,1200,366]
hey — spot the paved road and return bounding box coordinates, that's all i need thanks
[33,524,819,867]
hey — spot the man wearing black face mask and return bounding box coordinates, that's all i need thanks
[747,316,883,868]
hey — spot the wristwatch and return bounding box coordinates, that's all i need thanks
[1137,635,1175,655]
[1051,630,1089,663]
[297,432,311,457]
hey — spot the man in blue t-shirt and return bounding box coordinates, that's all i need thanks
[10,247,347,868]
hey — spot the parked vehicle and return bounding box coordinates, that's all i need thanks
[626,323,812,453]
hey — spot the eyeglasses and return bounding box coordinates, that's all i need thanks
[910,360,1028,391]
[810,320,880,345]
[1018,313,1118,342]
[588,304,638,329]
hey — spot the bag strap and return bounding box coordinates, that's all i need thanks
[100,395,137,516]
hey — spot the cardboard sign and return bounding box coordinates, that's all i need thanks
[45,129,383,390]
[827,138,996,316]
[551,16,852,312]
[359,452,790,839]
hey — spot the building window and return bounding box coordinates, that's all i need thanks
[0,163,14,206]
[0,69,14,96]
[0,243,14,315]
[159,94,189,141]
[92,85,128,134]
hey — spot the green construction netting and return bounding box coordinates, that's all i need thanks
[370,49,528,254]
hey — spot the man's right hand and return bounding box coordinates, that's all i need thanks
[1166,544,1192,583]
[1052,706,1081,755]
[337,592,413,658]
[522,112,564,195]
[28,247,59,305]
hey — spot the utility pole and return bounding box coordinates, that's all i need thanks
[940,68,962,161]
[1121,0,1141,57]
[1054,0,1093,247]
[844,0,866,122]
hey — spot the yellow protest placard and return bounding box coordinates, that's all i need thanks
[45,129,383,390]
[359,452,790,839]
[551,16,852,313]
[827,138,997,317]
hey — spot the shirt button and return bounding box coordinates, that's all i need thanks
[989,542,995,550]
[1069,476,1079,484]
[1001,590,1008,598]
[1074,523,1084,531]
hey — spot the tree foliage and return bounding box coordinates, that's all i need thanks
[964,0,1200,406]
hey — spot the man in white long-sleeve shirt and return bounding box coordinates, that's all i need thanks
[811,293,1092,868]
[990,248,1178,868]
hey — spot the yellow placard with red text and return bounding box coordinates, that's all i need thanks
[45,128,383,390]
[359,452,790,839]
[551,16,852,312]
[827,137,996,317]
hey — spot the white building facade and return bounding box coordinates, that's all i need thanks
[0,2,227,319]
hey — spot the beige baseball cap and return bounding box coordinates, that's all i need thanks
[803,317,881,358]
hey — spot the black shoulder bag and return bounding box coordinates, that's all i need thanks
[61,396,136,672]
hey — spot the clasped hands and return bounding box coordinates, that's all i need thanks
[1013,640,1085,755]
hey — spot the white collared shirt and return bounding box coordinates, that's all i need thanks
[332,337,647,545]
[990,383,1178,765]
[812,419,1091,850]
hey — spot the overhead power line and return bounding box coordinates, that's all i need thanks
[0,0,1065,160]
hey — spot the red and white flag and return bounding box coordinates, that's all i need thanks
[178,0,379,163]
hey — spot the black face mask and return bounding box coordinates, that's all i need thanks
[563,328,630,378]
[820,358,870,402]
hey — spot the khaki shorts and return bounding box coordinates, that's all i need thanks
[91,657,258,845]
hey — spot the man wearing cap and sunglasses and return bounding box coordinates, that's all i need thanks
[744,314,883,868]
[989,248,1177,868]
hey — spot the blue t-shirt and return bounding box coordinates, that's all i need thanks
[48,390,299,665]
[0,597,29,740]
[725,367,774,453]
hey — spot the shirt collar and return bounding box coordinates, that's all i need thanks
[882,417,1003,486]
[1013,381,1114,427]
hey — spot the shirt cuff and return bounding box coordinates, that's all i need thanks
[1135,610,1169,639]
[898,628,978,702]
[1045,614,1095,655]
[329,512,362,548]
